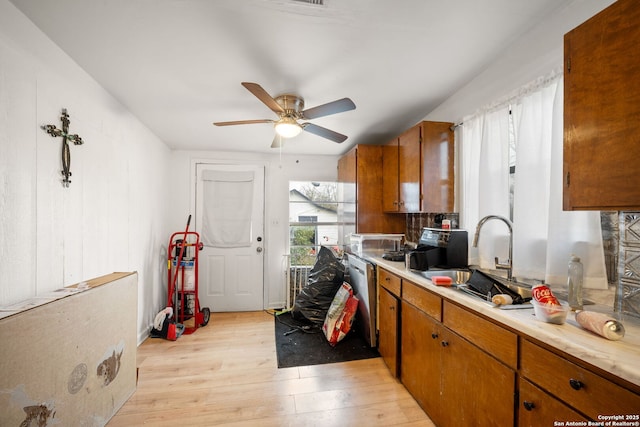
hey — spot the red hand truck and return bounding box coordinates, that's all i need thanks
[167,215,210,334]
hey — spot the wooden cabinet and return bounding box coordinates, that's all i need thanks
[379,266,640,426]
[378,286,400,377]
[563,0,640,210]
[398,125,422,213]
[518,379,585,426]
[439,325,515,427]
[521,339,640,420]
[337,145,405,234]
[377,267,402,377]
[382,137,400,212]
[377,267,402,296]
[443,300,517,369]
[421,121,455,212]
[382,121,454,213]
[401,284,515,427]
[401,301,443,425]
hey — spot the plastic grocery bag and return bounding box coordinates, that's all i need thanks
[322,282,359,346]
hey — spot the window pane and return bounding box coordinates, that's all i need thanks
[289,181,351,265]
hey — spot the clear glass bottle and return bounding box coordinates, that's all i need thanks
[567,255,583,310]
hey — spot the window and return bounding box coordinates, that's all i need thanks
[289,181,351,266]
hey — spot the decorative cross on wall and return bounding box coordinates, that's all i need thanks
[43,108,84,188]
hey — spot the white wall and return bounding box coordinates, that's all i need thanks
[0,0,171,344]
[426,0,615,123]
[168,150,339,309]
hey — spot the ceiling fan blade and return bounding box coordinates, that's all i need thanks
[302,123,348,143]
[301,98,356,120]
[271,135,284,149]
[213,119,273,126]
[241,82,284,114]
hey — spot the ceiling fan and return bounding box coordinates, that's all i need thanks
[213,82,356,148]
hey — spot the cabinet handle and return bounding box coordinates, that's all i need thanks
[385,277,390,282]
[523,401,535,411]
[441,341,449,347]
[431,333,438,339]
[393,201,398,206]
[569,379,584,390]
[389,306,395,311]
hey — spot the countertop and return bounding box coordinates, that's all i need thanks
[371,256,640,389]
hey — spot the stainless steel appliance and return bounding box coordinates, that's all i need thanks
[408,228,469,270]
[346,254,377,347]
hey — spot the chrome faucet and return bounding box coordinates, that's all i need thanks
[472,215,513,281]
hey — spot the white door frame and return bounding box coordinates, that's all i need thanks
[190,159,267,310]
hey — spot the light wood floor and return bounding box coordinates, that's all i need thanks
[108,311,435,426]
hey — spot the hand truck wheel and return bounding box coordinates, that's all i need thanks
[200,307,211,326]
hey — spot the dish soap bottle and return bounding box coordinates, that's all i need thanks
[567,255,583,310]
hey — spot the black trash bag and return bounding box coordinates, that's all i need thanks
[291,246,345,325]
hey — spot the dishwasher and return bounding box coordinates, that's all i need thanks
[347,254,377,347]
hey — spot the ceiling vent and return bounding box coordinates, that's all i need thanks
[292,0,324,5]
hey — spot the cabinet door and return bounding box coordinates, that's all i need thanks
[439,327,516,427]
[519,379,586,427]
[339,146,405,234]
[382,138,400,212]
[400,302,443,425]
[378,287,399,377]
[421,121,454,212]
[398,125,421,213]
[563,0,640,210]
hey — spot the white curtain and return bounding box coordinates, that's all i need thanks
[460,74,607,288]
[460,107,511,269]
[201,170,254,247]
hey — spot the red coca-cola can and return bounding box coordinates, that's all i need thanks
[532,284,561,306]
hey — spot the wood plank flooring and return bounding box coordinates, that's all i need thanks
[108,311,435,426]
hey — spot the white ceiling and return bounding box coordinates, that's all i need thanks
[10,0,567,156]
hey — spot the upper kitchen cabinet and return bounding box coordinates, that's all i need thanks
[382,121,454,213]
[563,0,640,210]
[421,121,455,212]
[382,125,421,213]
[337,145,405,234]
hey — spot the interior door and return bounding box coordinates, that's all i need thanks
[195,163,265,312]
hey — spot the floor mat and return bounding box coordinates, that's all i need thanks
[274,311,379,369]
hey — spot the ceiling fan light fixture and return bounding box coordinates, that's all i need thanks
[275,117,302,138]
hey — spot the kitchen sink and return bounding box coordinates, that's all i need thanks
[414,268,593,306]
[416,268,533,306]
[416,269,472,285]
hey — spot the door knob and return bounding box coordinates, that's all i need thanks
[256,247,263,253]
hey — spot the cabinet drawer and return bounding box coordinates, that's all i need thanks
[443,301,517,369]
[402,280,441,321]
[378,267,401,297]
[519,378,585,426]
[521,339,640,419]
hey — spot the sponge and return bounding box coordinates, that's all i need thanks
[431,276,453,286]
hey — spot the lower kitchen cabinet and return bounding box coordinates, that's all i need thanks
[378,267,640,426]
[519,378,585,426]
[401,286,516,427]
[439,326,515,427]
[378,286,400,377]
[401,302,443,425]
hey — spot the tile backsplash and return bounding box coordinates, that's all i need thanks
[616,212,640,318]
[405,213,460,244]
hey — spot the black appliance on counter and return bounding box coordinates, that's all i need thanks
[408,228,468,270]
